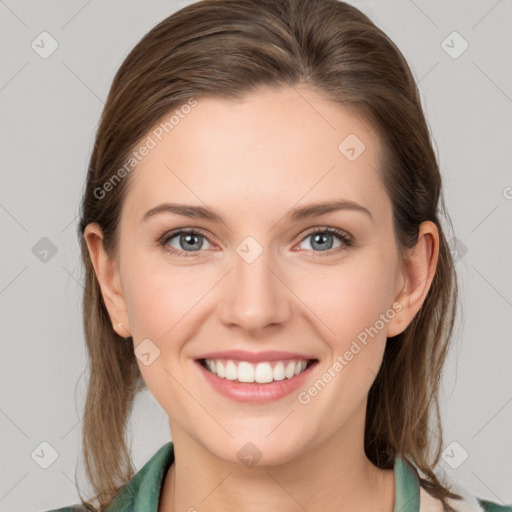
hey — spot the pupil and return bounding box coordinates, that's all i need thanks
[183,234,202,251]
[313,233,332,250]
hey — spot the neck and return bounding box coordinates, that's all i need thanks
[158,409,395,512]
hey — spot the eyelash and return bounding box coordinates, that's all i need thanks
[158,227,353,259]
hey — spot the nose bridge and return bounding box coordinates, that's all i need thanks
[219,239,290,332]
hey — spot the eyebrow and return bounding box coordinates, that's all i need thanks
[140,199,373,224]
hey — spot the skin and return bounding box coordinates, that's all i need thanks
[85,85,439,512]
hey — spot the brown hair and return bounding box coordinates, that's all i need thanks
[76,0,462,510]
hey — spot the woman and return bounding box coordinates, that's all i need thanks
[45,0,511,511]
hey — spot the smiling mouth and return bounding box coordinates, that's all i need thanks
[197,358,318,384]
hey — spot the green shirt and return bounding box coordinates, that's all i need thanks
[44,442,512,512]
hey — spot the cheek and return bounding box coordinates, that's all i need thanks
[123,273,171,338]
[124,264,203,339]
[294,255,397,345]
[121,249,219,359]
[121,257,208,417]
[295,258,396,414]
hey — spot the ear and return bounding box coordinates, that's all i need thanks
[83,223,131,338]
[386,221,439,338]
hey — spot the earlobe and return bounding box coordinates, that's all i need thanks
[386,221,439,338]
[83,223,131,338]
[385,295,408,338]
[114,322,132,338]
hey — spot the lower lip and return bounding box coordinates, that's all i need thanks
[195,359,318,403]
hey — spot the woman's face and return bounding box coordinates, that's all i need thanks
[92,85,415,465]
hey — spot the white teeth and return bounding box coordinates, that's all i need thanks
[216,360,225,378]
[225,360,238,380]
[238,361,257,382]
[273,361,285,381]
[285,361,296,378]
[254,362,273,383]
[203,358,310,383]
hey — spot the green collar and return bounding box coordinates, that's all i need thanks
[393,452,421,512]
[105,442,420,511]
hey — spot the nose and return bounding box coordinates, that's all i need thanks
[218,248,292,335]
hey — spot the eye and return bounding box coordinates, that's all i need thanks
[296,227,353,256]
[159,226,353,259]
[159,229,214,257]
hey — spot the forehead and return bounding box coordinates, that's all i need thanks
[124,86,390,226]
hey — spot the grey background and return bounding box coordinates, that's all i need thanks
[1,0,511,510]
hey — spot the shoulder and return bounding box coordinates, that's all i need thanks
[477,499,512,512]
[420,483,512,512]
[41,442,174,512]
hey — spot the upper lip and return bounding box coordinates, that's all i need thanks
[196,350,317,363]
